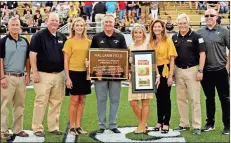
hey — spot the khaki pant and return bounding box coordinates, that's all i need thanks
[175,66,201,129]
[141,6,150,24]
[95,14,105,33]
[1,75,26,134]
[32,72,64,133]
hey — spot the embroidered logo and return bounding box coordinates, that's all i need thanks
[58,40,63,43]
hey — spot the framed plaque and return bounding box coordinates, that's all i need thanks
[131,50,156,93]
[88,48,129,80]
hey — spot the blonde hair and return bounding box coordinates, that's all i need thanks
[131,23,147,42]
[176,13,190,23]
[149,19,168,43]
[68,17,87,39]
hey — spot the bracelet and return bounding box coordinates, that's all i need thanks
[1,77,5,80]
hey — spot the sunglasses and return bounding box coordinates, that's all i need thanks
[205,14,216,18]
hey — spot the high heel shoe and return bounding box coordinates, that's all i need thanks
[152,124,163,132]
[134,125,147,134]
[161,125,169,134]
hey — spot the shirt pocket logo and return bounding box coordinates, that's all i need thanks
[58,40,63,43]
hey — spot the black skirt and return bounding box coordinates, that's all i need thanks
[66,71,91,96]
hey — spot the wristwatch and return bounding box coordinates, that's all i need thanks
[198,69,203,73]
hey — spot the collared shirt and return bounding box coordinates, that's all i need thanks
[197,25,230,71]
[172,28,206,68]
[30,28,67,73]
[0,34,29,73]
[90,31,127,49]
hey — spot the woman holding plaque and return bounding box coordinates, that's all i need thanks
[149,20,177,133]
[63,17,91,135]
[128,23,160,134]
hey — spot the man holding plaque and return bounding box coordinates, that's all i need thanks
[90,14,127,134]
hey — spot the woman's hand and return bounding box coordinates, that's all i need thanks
[167,75,173,87]
[155,75,160,88]
[129,57,133,64]
[66,78,73,89]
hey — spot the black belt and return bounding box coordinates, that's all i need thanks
[176,65,197,69]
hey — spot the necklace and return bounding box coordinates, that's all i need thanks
[154,39,161,48]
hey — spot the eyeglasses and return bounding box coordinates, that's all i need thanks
[205,14,217,18]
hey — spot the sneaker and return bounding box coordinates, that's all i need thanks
[96,129,105,134]
[193,128,201,135]
[173,126,190,131]
[202,125,215,132]
[110,128,121,133]
[222,127,230,135]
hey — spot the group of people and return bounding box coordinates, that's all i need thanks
[0,8,230,140]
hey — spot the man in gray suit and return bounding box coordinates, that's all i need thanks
[90,14,127,134]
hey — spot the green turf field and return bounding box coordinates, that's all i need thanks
[7,87,229,142]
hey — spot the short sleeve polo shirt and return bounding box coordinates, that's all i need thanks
[172,28,206,68]
[0,34,29,73]
[30,28,67,73]
[197,25,230,71]
[90,31,127,49]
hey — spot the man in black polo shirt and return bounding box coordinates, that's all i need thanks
[172,13,206,135]
[90,14,127,134]
[0,17,31,140]
[29,12,67,137]
[197,9,230,135]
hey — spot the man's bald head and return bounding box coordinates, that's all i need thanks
[204,8,218,27]
[205,8,218,15]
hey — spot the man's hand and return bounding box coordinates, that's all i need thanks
[226,64,230,74]
[33,72,40,83]
[196,72,203,81]
[1,77,8,89]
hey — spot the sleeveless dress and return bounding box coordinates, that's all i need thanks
[128,42,154,101]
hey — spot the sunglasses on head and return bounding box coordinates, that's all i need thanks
[205,14,216,18]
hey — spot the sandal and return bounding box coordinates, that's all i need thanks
[134,125,147,134]
[152,124,163,132]
[69,128,78,135]
[161,125,169,134]
[76,127,88,134]
[16,131,29,137]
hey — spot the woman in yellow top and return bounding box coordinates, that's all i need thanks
[149,19,177,133]
[63,17,91,135]
[129,23,160,134]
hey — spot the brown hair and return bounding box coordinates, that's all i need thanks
[149,19,168,43]
[68,17,87,39]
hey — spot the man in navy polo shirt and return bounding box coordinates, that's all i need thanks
[30,12,67,137]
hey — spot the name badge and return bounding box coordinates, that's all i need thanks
[58,40,63,43]
[187,39,192,42]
